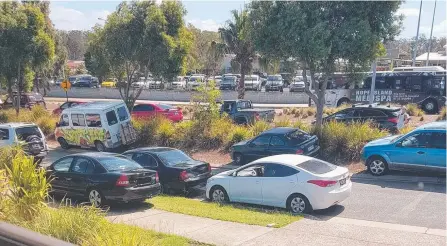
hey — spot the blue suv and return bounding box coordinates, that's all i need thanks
[362,121,446,175]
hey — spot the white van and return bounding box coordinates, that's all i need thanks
[54,101,136,151]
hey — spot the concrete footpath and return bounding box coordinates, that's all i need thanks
[44,97,309,108]
[107,208,446,246]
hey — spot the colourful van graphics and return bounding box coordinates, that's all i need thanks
[55,128,105,147]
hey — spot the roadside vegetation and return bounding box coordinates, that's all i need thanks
[406,103,425,117]
[0,106,58,137]
[438,107,446,121]
[150,196,301,228]
[0,147,202,246]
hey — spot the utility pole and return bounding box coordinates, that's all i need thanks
[426,0,437,66]
[369,60,377,105]
[412,0,423,67]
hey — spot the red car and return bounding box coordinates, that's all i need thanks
[52,101,86,115]
[132,103,183,122]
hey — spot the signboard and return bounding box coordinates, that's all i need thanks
[351,89,436,104]
[60,80,71,91]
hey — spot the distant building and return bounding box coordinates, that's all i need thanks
[415,49,447,69]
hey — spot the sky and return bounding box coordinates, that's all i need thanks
[49,0,446,38]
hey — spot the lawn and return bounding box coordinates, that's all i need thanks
[148,196,302,228]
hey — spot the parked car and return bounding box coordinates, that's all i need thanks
[280,73,293,87]
[55,101,136,151]
[289,76,307,92]
[362,121,446,176]
[47,152,161,207]
[0,123,48,163]
[265,75,284,92]
[123,147,212,194]
[2,92,46,110]
[220,100,275,125]
[52,101,87,115]
[214,76,222,87]
[132,103,183,122]
[101,78,117,88]
[55,78,64,86]
[244,75,261,91]
[133,77,152,89]
[219,76,237,90]
[171,76,187,90]
[322,104,406,132]
[206,154,351,213]
[71,75,100,88]
[230,127,320,165]
[187,75,205,90]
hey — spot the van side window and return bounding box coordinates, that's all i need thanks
[59,114,70,127]
[86,114,102,127]
[116,106,129,121]
[106,110,118,126]
[71,114,86,126]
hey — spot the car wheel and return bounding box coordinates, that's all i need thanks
[58,137,70,149]
[233,152,244,165]
[288,194,312,214]
[210,186,229,203]
[422,99,437,114]
[88,188,105,207]
[160,183,171,195]
[367,156,388,176]
[94,141,107,152]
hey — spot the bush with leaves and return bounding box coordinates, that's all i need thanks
[438,107,446,121]
[406,103,424,117]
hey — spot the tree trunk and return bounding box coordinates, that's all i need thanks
[16,63,21,116]
[238,66,246,99]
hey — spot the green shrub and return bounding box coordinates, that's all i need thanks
[438,107,446,121]
[282,108,289,115]
[406,103,424,116]
[275,119,291,127]
[132,118,158,146]
[306,107,316,116]
[228,126,251,147]
[155,117,176,146]
[292,121,311,132]
[317,121,388,161]
[3,150,49,220]
[399,126,414,135]
[290,108,297,115]
[250,120,270,136]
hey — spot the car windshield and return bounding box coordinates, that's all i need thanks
[15,126,42,141]
[98,156,142,172]
[157,150,193,166]
[267,75,282,81]
[222,77,236,83]
[285,130,311,144]
[297,159,337,174]
[390,134,403,143]
[158,104,173,110]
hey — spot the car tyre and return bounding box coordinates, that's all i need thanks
[337,98,350,107]
[94,141,107,152]
[87,188,106,207]
[160,183,171,195]
[287,194,312,214]
[367,156,388,176]
[210,186,229,203]
[233,152,244,165]
[58,137,70,149]
[422,99,438,114]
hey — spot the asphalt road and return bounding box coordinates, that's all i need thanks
[42,146,446,230]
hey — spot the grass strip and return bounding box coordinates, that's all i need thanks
[149,196,302,228]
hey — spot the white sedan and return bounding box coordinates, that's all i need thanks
[206,154,351,213]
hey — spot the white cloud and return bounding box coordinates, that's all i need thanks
[397,8,420,17]
[421,20,447,37]
[187,19,221,32]
[50,6,111,31]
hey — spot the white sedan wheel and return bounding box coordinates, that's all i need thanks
[212,188,226,203]
[290,197,306,213]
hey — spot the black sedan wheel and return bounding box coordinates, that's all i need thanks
[88,189,105,207]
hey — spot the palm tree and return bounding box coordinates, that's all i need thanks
[219,10,255,99]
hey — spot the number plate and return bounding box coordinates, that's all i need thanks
[339,178,346,186]
[308,145,315,151]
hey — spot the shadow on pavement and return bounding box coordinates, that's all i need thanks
[353,178,446,194]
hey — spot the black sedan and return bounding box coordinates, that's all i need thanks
[230,127,320,165]
[47,152,160,207]
[123,147,212,194]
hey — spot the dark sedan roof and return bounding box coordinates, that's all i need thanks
[261,127,297,135]
[124,147,177,153]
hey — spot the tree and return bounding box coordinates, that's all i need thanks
[250,1,402,128]
[94,0,192,111]
[0,2,55,114]
[58,30,89,60]
[219,9,256,99]
[186,24,222,75]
